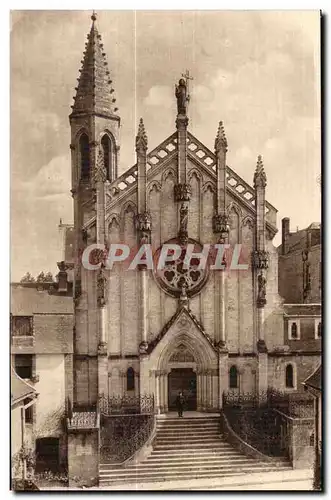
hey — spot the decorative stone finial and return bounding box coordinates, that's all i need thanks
[215,121,228,153]
[135,118,148,152]
[253,155,267,189]
[91,10,97,22]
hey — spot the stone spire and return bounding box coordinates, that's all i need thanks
[71,12,118,117]
[253,155,267,189]
[215,121,228,153]
[135,118,148,152]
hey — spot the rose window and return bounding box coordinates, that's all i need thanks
[154,238,209,298]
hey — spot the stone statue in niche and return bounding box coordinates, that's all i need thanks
[178,202,189,245]
[175,78,189,115]
[257,273,267,306]
[179,282,189,309]
[97,266,108,307]
[179,203,188,234]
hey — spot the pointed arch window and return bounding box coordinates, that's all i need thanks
[80,133,90,180]
[285,364,294,388]
[229,365,238,389]
[126,367,135,392]
[101,134,112,182]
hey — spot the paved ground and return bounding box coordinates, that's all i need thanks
[96,468,313,491]
[39,468,313,491]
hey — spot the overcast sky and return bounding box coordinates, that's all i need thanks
[11,10,320,281]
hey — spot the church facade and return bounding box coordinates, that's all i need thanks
[67,13,316,418]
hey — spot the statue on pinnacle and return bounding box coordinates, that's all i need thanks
[175,71,193,116]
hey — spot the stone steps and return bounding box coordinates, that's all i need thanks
[153,442,232,450]
[99,414,291,486]
[146,451,245,461]
[99,465,292,484]
[149,447,237,456]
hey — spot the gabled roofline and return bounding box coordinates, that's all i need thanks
[147,306,217,355]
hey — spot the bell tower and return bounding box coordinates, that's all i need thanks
[70,10,120,201]
[69,12,120,409]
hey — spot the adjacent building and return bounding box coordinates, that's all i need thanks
[10,277,73,472]
[303,365,322,489]
[278,218,321,304]
[277,219,322,393]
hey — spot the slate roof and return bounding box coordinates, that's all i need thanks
[11,284,73,315]
[284,303,321,317]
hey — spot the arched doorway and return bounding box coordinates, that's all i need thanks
[168,368,197,410]
[140,308,219,413]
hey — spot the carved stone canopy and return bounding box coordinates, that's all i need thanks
[213,213,230,235]
[135,212,152,232]
[252,250,269,270]
[139,341,149,355]
[174,183,192,202]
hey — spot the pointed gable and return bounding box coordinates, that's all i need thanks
[148,307,216,354]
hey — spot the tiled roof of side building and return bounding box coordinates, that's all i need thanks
[303,364,322,392]
[10,284,74,315]
[11,367,36,405]
[284,303,321,316]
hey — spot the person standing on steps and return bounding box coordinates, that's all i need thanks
[176,391,185,418]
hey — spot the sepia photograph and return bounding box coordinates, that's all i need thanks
[10,9,321,491]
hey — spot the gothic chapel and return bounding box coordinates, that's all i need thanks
[68,13,285,419]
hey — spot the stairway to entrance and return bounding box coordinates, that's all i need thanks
[99,414,291,486]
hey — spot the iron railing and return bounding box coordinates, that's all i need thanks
[222,388,314,458]
[224,406,284,457]
[100,414,155,463]
[267,388,314,418]
[99,393,155,415]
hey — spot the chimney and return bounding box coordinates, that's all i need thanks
[282,217,290,255]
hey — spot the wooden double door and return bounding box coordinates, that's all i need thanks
[168,368,197,411]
